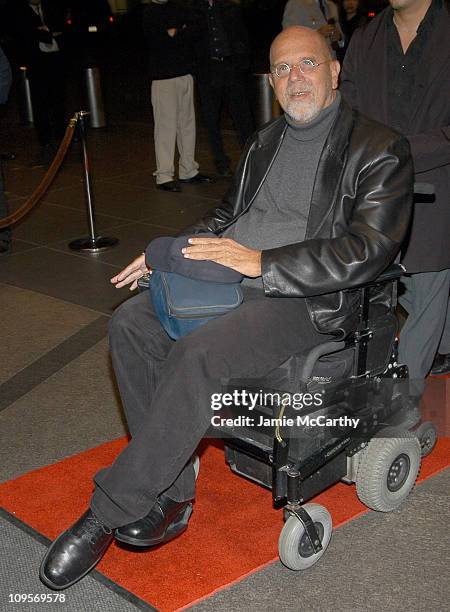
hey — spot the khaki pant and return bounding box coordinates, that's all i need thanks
[151,74,199,184]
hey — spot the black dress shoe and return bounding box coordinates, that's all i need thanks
[179,173,214,184]
[39,509,114,590]
[430,353,450,375]
[115,493,193,547]
[215,165,231,177]
[157,180,181,192]
[399,399,421,429]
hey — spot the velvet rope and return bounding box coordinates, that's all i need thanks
[0,113,79,229]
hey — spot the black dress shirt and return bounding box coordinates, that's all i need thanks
[386,0,438,135]
[204,0,231,59]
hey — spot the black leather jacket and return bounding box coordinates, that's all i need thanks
[184,99,413,338]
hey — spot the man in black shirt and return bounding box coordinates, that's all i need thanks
[341,0,450,387]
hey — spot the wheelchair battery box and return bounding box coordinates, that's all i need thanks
[224,444,347,501]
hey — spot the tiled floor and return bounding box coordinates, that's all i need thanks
[1,102,449,612]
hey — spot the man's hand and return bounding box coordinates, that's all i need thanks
[111,254,150,291]
[182,237,262,277]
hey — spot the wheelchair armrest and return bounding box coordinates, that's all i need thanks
[371,263,406,284]
[344,263,406,293]
[344,263,405,331]
[298,341,346,382]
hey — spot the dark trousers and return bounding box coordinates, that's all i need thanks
[197,61,254,171]
[398,270,450,395]
[90,288,328,529]
[28,53,65,146]
[0,171,10,243]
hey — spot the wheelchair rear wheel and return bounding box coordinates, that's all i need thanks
[356,427,421,512]
[278,503,332,571]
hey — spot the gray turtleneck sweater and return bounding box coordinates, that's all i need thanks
[225,92,340,288]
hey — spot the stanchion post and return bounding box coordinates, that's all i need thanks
[84,67,106,128]
[252,73,281,128]
[69,111,118,252]
[19,67,34,124]
[80,110,96,244]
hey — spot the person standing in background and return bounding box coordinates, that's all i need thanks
[10,0,66,165]
[0,44,11,253]
[142,0,212,192]
[339,0,367,45]
[192,0,255,177]
[282,0,344,48]
[340,0,450,395]
[336,0,367,60]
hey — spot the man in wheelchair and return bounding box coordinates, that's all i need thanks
[40,26,414,589]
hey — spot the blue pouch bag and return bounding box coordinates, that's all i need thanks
[149,270,243,340]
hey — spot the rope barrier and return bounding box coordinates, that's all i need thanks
[0,113,79,229]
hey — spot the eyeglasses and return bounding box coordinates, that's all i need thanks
[271,59,331,78]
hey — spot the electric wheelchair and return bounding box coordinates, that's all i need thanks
[139,262,437,572]
[213,262,437,571]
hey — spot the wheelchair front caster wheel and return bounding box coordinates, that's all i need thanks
[278,503,332,571]
[356,427,421,512]
[415,421,437,457]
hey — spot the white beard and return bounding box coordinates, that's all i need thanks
[285,94,320,124]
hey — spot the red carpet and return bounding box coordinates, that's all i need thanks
[1,432,449,611]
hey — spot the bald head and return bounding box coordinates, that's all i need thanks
[270,26,333,66]
[268,26,340,124]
